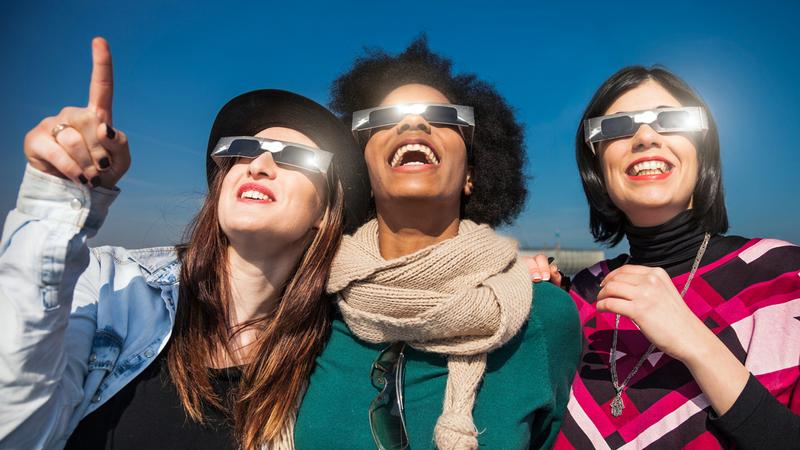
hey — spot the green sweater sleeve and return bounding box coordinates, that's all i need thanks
[527,282,582,449]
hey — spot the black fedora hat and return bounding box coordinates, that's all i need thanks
[207,89,370,232]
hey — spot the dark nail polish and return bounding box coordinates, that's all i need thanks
[79,175,88,184]
[99,157,111,170]
[105,124,116,140]
[91,176,101,187]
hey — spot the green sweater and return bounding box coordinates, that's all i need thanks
[294,282,581,449]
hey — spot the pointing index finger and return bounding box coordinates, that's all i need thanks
[88,37,114,125]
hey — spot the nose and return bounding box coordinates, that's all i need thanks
[247,152,278,179]
[630,124,663,151]
[396,113,431,135]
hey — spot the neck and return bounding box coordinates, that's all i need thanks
[625,205,688,228]
[221,237,307,361]
[624,209,707,268]
[375,200,460,259]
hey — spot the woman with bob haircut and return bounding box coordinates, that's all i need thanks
[292,37,581,450]
[531,66,800,449]
[0,38,370,450]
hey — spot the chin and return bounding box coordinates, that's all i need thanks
[385,186,457,204]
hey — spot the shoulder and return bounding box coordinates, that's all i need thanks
[523,282,582,367]
[701,237,800,302]
[730,237,800,267]
[529,281,579,329]
[703,236,800,282]
[570,255,626,305]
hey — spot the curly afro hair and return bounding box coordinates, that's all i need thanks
[329,35,527,228]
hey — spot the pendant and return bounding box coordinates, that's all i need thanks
[610,393,624,417]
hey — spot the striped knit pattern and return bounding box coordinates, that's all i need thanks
[555,238,800,449]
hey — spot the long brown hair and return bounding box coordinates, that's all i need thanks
[168,159,344,449]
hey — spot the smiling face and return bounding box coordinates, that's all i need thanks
[598,80,699,227]
[217,127,328,249]
[364,84,470,212]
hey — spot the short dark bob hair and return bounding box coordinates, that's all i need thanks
[576,65,728,246]
[330,36,527,228]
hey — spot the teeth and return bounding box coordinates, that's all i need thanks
[240,190,271,201]
[631,160,670,176]
[390,143,440,167]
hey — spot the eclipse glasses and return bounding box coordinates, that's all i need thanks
[584,106,708,154]
[351,103,475,147]
[211,136,333,174]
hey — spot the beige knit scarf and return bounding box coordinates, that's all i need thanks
[327,219,532,450]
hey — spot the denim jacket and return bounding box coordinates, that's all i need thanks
[0,165,179,450]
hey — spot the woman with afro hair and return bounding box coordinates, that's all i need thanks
[292,37,581,449]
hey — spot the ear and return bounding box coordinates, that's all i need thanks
[313,202,328,230]
[463,167,474,196]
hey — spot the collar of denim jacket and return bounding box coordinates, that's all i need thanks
[124,246,180,287]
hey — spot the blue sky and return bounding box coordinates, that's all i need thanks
[2,1,798,254]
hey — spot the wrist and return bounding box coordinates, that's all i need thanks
[674,322,721,367]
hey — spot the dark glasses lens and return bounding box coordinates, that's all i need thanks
[367,105,464,128]
[422,105,460,124]
[271,146,318,171]
[227,138,264,157]
[601,115,635,138]
[657,110,691,129]
[369,343,408,450]
[368,108,404,129]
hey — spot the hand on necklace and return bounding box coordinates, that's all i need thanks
[597,264,718,364]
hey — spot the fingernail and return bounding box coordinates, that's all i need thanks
[531,272,542,281]
[91,176,101,187]
[98,157,111,170]
[105,124,116,140]
[78,175,88,185]
[543,272,551,281]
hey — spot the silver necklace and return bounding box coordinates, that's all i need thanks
[609,232,710,417]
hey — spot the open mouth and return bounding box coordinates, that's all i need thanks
[237,183,276,202]
[389,143,440,168]
[626,159,674,177]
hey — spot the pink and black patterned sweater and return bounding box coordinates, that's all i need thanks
[554,237,800,449]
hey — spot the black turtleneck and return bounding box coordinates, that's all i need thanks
[623,210,747,277]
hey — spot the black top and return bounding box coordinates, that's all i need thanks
[626,210,709,268]
[65,348,241,450]
[625,210,749,277]
[622,211,800,449]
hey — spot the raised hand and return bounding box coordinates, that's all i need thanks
[596,265,716,362]
[24,37,130,189]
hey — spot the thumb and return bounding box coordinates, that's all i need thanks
[87,37,114,124]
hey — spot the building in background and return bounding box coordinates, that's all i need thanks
[517,230,605,278]
[519,248,606,278]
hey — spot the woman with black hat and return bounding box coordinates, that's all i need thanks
[0,38,369,450]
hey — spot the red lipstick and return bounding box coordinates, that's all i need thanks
[236,183,276,203]
[625,157,674,181]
